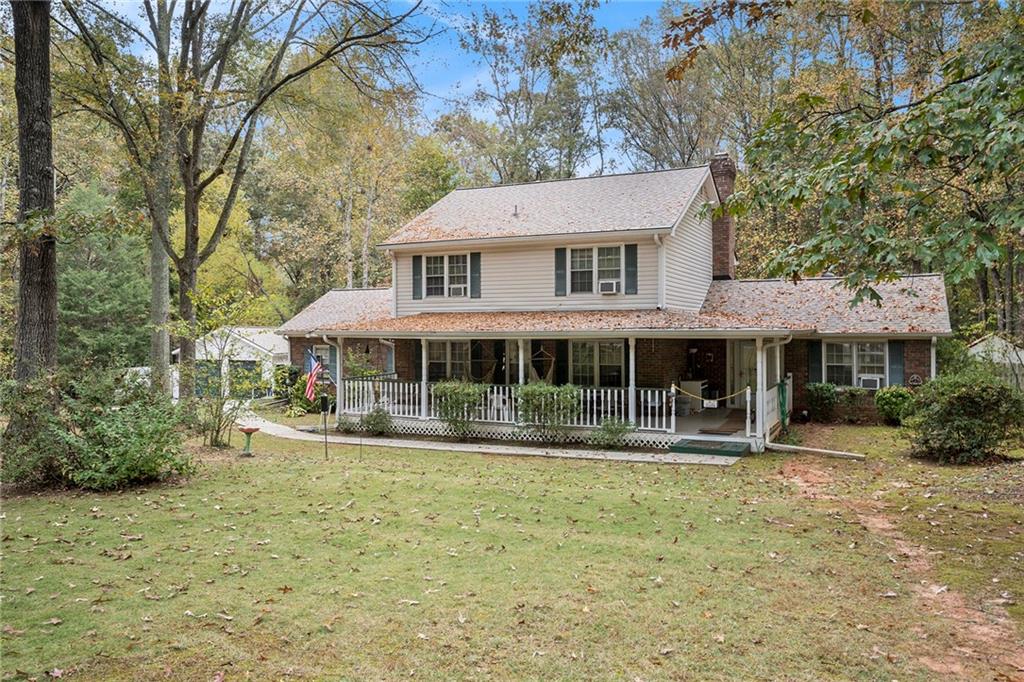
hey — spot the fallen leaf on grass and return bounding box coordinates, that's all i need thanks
[45,618,63,626]
[2,624,26,635]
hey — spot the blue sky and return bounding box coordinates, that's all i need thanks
[410,1,664,117]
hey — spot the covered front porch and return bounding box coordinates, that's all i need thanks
[323,334,793,451]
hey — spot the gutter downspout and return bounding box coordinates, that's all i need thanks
[761,335,867,461]
[930,336,937,379]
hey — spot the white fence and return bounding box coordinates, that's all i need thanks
[338,378,676,432]
[764,374,794,431]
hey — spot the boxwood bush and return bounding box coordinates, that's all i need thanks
[905,367,1024,464]
[432,381,487,440]
[517,381,581,442]
[874,385,915,425]
[587,417,635,449]
[805,382,839,421]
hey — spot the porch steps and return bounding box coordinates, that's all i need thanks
[668,438,751,458]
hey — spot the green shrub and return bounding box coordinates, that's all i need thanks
[1,370,191,490]
[518,381,581,442]
[839,386,868,423]
[874,385,915,425]
[905,366,1024,464]
[587,417,635,449]
[336,415,359,433]
[432,380,487,440]
[289,374,334,415]
[344,348,379,377]
[806,382,839,421]
[360,406,394,436]
[274,365,299,398]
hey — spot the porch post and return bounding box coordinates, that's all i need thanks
[627,337,636,424]
[517,338,526,384]
[336,337,344,423]
[420,338,429,419]
[773,342,781,387]
[755,337,765,439]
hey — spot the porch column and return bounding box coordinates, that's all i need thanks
[627,337,636,424]
[773,342,781,388]
[755,337,765,439]
[517,338,526,384]
[420,338,429,419]
[342,333,350,419]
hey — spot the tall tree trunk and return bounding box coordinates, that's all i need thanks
[176,262,198,399]
[362,183,376,288]
[344,193,354,288]
[11,0,57,383]
[148,0,173,395]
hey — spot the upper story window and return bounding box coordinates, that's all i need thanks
[569,245,622,294]
[425,254,467,298]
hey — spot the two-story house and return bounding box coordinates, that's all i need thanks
[277,154,951,451]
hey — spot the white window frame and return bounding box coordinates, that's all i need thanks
[821,339,889,389]
[423,253,471,298]
[568,340,625,387]
[567,244,624,295]
[427,340,471,381]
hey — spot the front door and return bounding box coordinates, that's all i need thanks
[730,340,757,408]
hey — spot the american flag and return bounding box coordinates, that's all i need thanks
[305,350,323,401]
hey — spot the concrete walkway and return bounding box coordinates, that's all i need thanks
[238,414,738,467]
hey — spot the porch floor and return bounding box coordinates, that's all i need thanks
[673,407,748,437]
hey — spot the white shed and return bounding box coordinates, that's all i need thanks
[170,326,291,399]
[968,333,1024,389]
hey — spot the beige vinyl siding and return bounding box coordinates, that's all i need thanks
[395,238,660,316]
[663,197,713,312]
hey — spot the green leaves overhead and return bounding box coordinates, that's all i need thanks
[735,8,1024,305]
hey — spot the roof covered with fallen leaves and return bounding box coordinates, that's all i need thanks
[278,276,950,338]
[381,166,714,246]
[700,275,951,336]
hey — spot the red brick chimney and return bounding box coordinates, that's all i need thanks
[709,152,736,280]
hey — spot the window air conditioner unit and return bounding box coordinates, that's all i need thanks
[858,375,884,390]
[448,285,467,297]
[598,279,620,295]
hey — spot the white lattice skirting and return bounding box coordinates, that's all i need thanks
[347,415,684,449]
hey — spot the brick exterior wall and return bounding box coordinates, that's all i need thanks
[287,336,390,377]
[787,338,934,423]
[709,153,736,280]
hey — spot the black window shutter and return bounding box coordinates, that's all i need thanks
[887,341,904,386]
[470,252,481,298]
[554,248,567,296]
[412,255,422,300]
[807,340,823,383]
[412,339,422,381]
[554,341,569,385]
[624,244,638,295]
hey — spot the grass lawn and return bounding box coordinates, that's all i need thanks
[2,425,1022,680]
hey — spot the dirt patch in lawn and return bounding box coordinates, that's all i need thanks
[780,451,1024,679]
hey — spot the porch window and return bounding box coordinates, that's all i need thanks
[427,341,470,381]
[569,340,624,387]
[570,248,593,293]
[571,342,594,385]
[425,256,445,297]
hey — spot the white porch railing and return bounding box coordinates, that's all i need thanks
[763,374,794,431]
[338,378,676,432]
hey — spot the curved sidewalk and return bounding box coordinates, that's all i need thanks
[239,414,738,467]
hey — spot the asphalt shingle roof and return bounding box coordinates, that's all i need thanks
[276,288,392,335]
[278,276,950,338]
[381,166,713,246]
[700,275,951,335]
